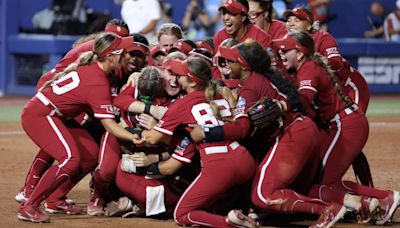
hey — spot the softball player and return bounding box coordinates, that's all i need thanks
[15,19,130,209]
[284,7,370,114]
[132,57,258,227]
[17,33,139,223]
[214,0,272,52]
[216,39,346,228]
[248,0,287,40]
[272,32,399,223]
[87,66,166,216]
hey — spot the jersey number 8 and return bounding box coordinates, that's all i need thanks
[191,99,231,127]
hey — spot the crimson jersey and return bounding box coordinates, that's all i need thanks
[311,31,343,71]
[40,63,115,119]
[154,90,237,164]
[35,69,57,93]
[235,72,297,127]
[214,24,272,50]
[295,60,345,121]
[267,20,287,40]
[55,40,94,73]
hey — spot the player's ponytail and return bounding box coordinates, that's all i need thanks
[186,57,222,120]
[39,33,118,92]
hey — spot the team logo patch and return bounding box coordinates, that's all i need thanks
[326,47,339,55]
[300,80,312,87]
[234,96,246,115]
[100,105,120,115]
[174,137,190,156]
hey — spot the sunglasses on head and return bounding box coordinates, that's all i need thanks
[249,11,265,19]
[217,57,227,67]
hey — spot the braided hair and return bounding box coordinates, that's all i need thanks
[137,67,164,104]
[289,32,353,107]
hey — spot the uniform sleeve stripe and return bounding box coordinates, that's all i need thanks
[94,113,115,119]
[299,86,318,93]
[172,154,192,163]
[153,126,173,136]
[233,113,248,120]
[327,53,341,58]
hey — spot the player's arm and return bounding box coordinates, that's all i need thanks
[320,33,343,72]
[127,103,167,120]
[158,158,184,175]
[100,118,139,142]
[113,80,168,120]
[141,129,170,145]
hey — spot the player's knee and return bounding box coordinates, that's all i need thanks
[173,206,188,226]
[251,192,268,209]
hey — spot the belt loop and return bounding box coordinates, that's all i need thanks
[229,141,239,150]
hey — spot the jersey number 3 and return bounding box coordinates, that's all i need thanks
[51,71,80,95]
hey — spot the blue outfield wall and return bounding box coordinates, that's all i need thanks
[1,0,400,96]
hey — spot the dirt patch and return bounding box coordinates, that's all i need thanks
[1,117,399,227]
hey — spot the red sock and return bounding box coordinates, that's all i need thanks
[23,151,53,194]
[24,165,70,207]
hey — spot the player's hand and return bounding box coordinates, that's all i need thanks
[188,124,205,143]
[132,152,157,167]
[132,135,146,145]
[138,114,158,130]
[121,72,141,91]
[217,86,237,109]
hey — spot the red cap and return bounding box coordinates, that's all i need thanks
[97,36,133,57]
[272,34,311,55]
[163,59,206,84]
[283,8,314,24]
[150,45,167,58]
[218,46,251,71]
[126,42,149,56]
[218,0,249,15]
[169,40,196,56]
[189,48,213,64]
[196,40,214,55]
[105,24,129,37]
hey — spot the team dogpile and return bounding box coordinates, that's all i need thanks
[15,0,400,227]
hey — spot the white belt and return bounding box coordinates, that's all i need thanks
[204,141,240,155]
[35,92,63,116]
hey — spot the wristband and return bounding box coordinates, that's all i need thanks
[144,103,152,115]
[204,126,224,142]
[158,153,163,162]
[147,163,161,175]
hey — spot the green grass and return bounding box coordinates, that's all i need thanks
[0,105,24,122]
[366,100,400,117]
[0,99,399,123]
